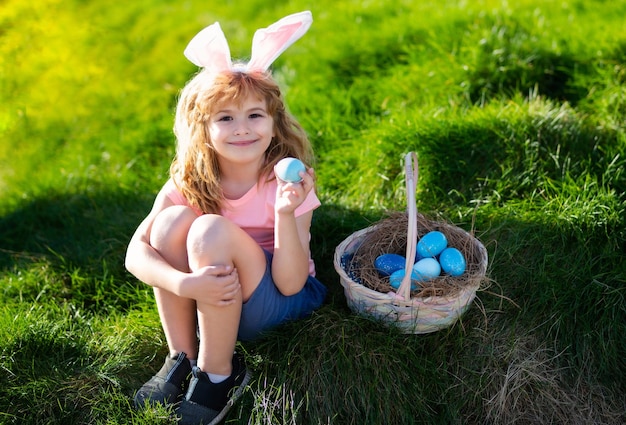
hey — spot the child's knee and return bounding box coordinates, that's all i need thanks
[150,205,198,250]
[187,214,233,254]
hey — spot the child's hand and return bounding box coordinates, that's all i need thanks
[274,167,315,215]
[180,265,241,306]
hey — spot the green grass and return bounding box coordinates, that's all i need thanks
[1,0,625,423]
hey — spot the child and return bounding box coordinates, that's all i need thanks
[124,11,327,425]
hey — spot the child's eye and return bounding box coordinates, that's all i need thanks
[218,115,233,122]
[249,113,264,119]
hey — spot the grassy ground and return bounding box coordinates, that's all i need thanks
[1,0,625,424]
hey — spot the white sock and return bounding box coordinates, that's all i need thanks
[207,373,229,383]
[189,359,197,367]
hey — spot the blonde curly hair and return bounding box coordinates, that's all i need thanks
[170,68,314,214]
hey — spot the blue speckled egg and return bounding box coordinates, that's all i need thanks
[341,252,363,284]
[412,258,442,281]
[417,231,448,258]
[374,253,406,276]
[389,269,419,291]
[439,247,466,276]
[415,250,423,262]
[275,157,306,182]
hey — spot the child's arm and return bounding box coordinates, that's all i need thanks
[125,188,239,305]
[125,190,187,287]
[271,168,316,295]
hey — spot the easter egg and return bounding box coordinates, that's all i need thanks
[439,247,466,276]
[417,231,448,258]
[275,157,306,183]
[341,252,363,283]
[412,258,442,281]
[374,253,406,277]
[415,250,423,262]
[389,269,419,291]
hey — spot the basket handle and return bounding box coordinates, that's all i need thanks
[397,152,418,300]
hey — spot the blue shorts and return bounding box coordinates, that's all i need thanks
[238,250,327,341]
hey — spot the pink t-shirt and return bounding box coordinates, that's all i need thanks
[162,177,320,275]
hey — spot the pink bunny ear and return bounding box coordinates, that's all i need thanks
[246,11,313,72]
[184,22,232,72]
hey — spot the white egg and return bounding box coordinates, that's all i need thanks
[412,258,441,281]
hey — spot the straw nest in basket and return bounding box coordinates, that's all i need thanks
[343,212,486,298]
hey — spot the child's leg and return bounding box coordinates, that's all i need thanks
[150,205,199,359]
[185,213,267,377]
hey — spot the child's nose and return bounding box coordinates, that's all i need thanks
[233,121,250,135]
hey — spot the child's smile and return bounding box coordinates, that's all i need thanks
[209,96,275,165]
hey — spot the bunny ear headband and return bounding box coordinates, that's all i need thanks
[184,11,313,73]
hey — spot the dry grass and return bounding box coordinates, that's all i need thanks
[459,323,626,425]
[344,212,488,298]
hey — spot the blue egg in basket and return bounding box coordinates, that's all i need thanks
[341,252,363,284]
[389,269,419,291]
[439,247,466,276]
[417,231,448,258]
[412,257,441,281]
[374,253,406,276]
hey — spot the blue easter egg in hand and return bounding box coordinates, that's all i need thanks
[417,231,448,258]
[389,269,419,291]
[412,257,441,281]
[275,157,306,182]
[439,247,466,276]
[375,253,406,276]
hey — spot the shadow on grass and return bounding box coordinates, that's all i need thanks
[0,188,151,272]
[467,46,587,104]
[461,15,623,106]
[0,187,155,312]
[0,189,624,424]
[466,31,626,106]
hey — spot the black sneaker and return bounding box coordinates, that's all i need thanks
[176,353,252,425]
[134,352,192,409]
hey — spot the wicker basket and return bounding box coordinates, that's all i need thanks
[333,152,488,334]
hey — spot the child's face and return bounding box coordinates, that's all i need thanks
[208,95,275,167]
